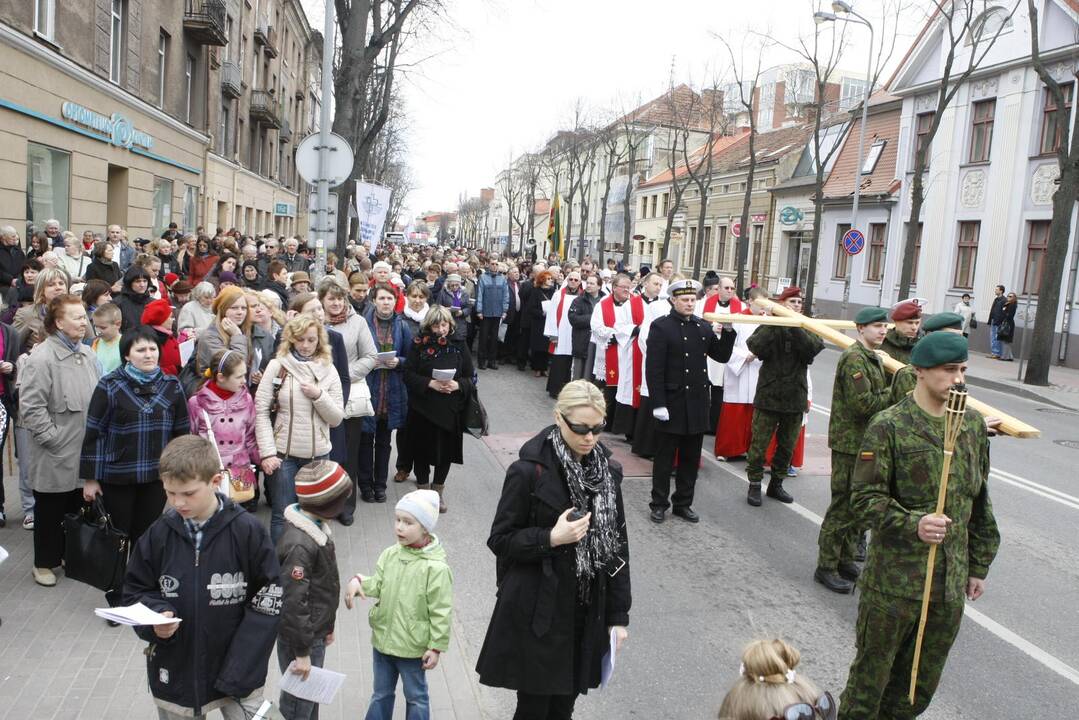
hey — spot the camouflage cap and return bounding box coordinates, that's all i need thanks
[910,332,968,368]
[854,306,888,325]
[922,312,964,333]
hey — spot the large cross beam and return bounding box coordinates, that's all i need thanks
[704,298,1040,439]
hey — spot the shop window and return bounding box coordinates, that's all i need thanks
[833,223,851,279]
[183,185,198,234]
[953,221,979,289]
[26,143,70,234]
[34,0,55,42]
[152,177,173,239]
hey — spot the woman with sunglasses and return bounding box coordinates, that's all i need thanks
[718,639,835,720]
[476,380,631,720]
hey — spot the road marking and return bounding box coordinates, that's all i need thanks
[809,404,1079,512]
[701,452,1079,687]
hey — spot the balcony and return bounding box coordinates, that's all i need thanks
[249,90,281,128]
[254,21,278,58]
[183,0,228,46]
[221,61,242,99]
[279,118,292,142]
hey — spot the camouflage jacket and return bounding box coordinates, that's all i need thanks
[828,341,891,453]
[746,325,824,414]
[853,396,1000,602]
[890,364,917,405]
[880,328,917,364]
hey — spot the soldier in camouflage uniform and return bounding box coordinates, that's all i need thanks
[889,312,965,404]
[880,299,922,364]
[814,306,891,594]
[840,333,1000,720]
[744,287,824,506]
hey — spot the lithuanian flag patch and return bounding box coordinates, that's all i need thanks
[859,451,874,461]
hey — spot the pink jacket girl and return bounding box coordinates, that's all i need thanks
[187,349,260,471]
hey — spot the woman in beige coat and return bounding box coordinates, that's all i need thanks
[18,295,101,586]
[255,314,344,543]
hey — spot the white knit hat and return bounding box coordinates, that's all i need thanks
[396,490,440,533]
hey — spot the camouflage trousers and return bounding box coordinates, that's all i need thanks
[745,409,802,484]
[839,589,964,720]
[816,451,860,571]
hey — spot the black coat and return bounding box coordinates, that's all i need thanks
[517,279,534,330]
[525,285,556,354]
[0,244,26,289]
[476,428,631,695]
[989,295,1007,324]
[568,292,601,359]
[277,507,340,657]
[122,498,282,714]
[0,321,21,408]
[998,301,1017,341]
[84,258,123,287]
[403,332,474,433]
[645,310,736,435]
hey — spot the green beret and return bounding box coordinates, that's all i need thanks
[910,332,968,368]
[922,312,964,332]
[854,306,888,325]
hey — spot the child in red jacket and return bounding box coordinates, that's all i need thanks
[141,298,181,375]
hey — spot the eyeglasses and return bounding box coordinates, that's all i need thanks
[561,413,605,436]
[769,692,836,720]
[721,285,736,290]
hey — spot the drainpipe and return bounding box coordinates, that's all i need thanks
[1056,218,1079,364]
[877,197,893,308]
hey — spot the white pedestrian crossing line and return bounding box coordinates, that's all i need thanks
[700,452,1079,687]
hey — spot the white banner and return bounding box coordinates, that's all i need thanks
[356,181,392,253]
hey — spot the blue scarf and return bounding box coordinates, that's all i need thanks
[290,349,312,363]
[123,362,162,384]
[54,332,82,354]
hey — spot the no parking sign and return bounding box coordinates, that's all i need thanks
[842,228,865,255]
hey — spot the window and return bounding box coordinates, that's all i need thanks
[26,143,70,233]
[109,0,124,84]
[969,99,995,162]
[717,226,728,269]
[157,32,168,110]
[751,225,765,284]
[953,221,980,289]
[152,178,173,239]
[914,111,934,163]
[865,223,886,282]
[240,36,247,85]
[907,222,923,284]
[1024,221,1051,294]
[184,54,194,123]
[758,83,776,129]
[688,226,697,267]
[183,185,198,234]
[862,140,886,174]
[639,196,648,220]
[839,77,868,111]
[702,226,713,268]
[225,15,234,61]
[970,6,1013,45]
[1040,82,1074,155]
[650,195,657,218]
[218,103,231,155]
[833,223,851,279]
[661,192,670,216]
[34,0,55,41]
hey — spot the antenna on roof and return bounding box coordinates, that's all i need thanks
[668,54,677,90]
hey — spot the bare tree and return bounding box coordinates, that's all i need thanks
[516,152,544,256]
[1024,0,1079,385]
[719,34,766,292]
[616,97,653,266]
[894,0,1021,300]
[569,131,600,261]
[682,78,727,281]
[658,85,704,261]
[497,155,522,256]
[596,120,630,267]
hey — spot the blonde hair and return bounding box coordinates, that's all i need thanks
[555,379,606,418]
[33,267,70,306]
[277,314,332,364]
[717,639,822,720]
[246,288,286,326]
[420,304,455,334]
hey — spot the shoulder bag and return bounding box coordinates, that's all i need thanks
[63,496,129,592]
[203,409,256,503]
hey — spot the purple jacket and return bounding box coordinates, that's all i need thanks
[187,384,261,469]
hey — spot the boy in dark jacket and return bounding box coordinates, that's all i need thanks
[276,460,352,719]
[123,435,282,720]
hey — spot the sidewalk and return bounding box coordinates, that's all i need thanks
[963,350,1079,410]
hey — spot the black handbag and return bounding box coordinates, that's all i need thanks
[465,385,489,439]
[63,496,130,592]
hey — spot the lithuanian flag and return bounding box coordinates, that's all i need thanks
[547,193,564,260]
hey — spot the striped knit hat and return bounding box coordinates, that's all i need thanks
[294,460,352,518]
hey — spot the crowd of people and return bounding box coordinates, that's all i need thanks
[0,219,1000,720]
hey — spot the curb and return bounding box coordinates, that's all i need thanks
[962,373,1079,412]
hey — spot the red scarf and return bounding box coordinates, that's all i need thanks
[600,294,645,407]
[702,294,744,316]
[207,380,235,400]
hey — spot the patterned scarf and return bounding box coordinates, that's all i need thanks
[375,314,394,416]
[548,427,621,602]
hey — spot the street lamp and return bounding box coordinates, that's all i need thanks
[815,2,874,318]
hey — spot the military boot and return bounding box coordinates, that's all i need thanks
[747,482,762,507]
[766,478,794,503]
[838,561,862,582]
[814,568,855,594]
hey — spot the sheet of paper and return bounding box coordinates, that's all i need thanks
[376,351,397,362]
[179,339,196,367]
[279,664,346,704]
[0,545,8,565]
[432,368,456,381]
[540,300,552,314]
[600,628,618,688]
[94,602,182,627]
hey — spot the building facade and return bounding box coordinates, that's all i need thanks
[0,0,318,242]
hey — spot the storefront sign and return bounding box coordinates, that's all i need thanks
[274,202,296,217]
[751,213,767,223]
[60,102,153,151]
[779,206,804,225]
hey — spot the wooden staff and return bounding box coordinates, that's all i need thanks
[704,297,1040,439]
[909,384,968,704]
[703,314,887,329]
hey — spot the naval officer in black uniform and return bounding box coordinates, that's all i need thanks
[646,278,736,524]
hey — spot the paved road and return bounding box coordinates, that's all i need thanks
[0,345,1077,718]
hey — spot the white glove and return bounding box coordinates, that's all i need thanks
[711,322,726,334]
[653,407,670,422]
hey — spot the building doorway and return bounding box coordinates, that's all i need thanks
[107,165,129,229]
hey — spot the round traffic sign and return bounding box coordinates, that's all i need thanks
[842,228,865,255]
[295,132,355,188]
[731,221,742,238]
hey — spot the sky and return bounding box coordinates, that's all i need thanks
[301,0,927,219]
